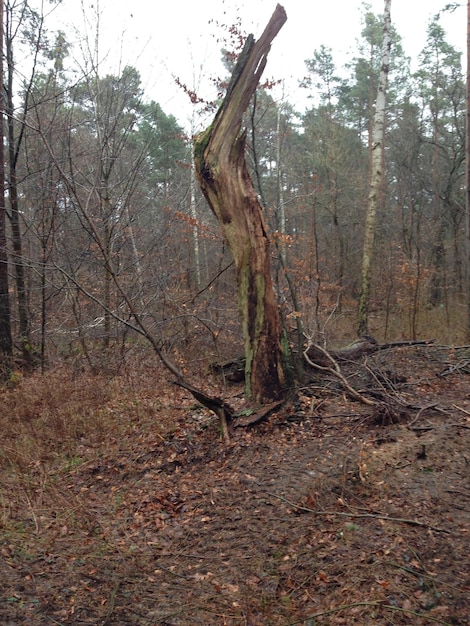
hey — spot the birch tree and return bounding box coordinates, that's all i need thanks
[357,0,392,336]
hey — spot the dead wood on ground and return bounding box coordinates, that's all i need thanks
[173,380,233,443]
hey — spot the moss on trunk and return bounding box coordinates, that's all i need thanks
[193,5,287,402]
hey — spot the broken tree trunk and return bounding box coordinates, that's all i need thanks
[194,5,288,403]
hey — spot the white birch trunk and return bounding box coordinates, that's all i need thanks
[357,0,392,336]
[276,100,286,237]
[190,161,201,287]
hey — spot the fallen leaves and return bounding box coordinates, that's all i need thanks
[1,352,469,625]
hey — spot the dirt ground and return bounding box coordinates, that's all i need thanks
[0,345,469,625]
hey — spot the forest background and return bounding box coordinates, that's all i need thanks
[0,0,467,374]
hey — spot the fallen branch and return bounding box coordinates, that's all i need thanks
[437,359,470,377]
[378,339,434,348]
[453,403,470,416]
[173,380,233,443]
[303,342,376,406]
[232,399,285,427]
[266,492,452,534]
[409,423,470,432]
[305,338,434,365]
[406,402,440,427]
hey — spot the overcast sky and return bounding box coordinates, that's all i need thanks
[50,0,466,126]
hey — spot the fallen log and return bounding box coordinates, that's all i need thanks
[303,342,376,406]
[232,399,285,427]
[305,338,434,367]
[209,357,245,382]
[211,339,435,381]
[306,337,378,366]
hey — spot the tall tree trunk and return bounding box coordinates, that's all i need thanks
[4,0,46,364]
[101,178,113,349]
[429,60,445,308]
[357,0,392,336]
[189,161,201,287]
[194,4,287,403]
[276,96,286,239]
[6,58,31,361]
[0,0,12,358]
[466,0,470,338]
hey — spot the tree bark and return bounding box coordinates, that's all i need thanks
[194,4,287,403]
[357,0,392,336]
[0,0,12,357]
[6,22,31,362]
[466,0,470,338]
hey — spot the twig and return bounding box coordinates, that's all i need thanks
[407,402,439,427]
[100,580,121,626]
[384,560,464,592]
[410,423,470,432]
[154,565,191,580]
[297,601,452,625]
[303,342,375,406]
[453,403,470,417]
[266,492,452,534]
[187,261,233,303]
[22,490,40,534]
[156,552,252,560]
[46,617,67,625]
[152,607,193,622]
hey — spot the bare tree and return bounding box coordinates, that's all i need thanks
[358,0,392,336]
[194,5,288,403]
[4,0,46,363]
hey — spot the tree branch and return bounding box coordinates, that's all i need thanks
[303,341,376,406]
[267,491,452,534]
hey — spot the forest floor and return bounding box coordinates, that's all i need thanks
[0,343,469,625]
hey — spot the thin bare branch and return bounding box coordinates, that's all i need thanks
[303,341,376,406]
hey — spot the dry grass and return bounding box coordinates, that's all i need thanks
[0,352,180,542]
[2,368,114,468]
